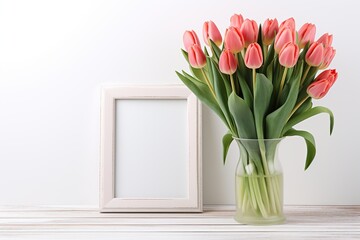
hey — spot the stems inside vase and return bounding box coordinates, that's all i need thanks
[235,138,285,224]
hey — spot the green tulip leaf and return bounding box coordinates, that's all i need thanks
[266,62,303,138]
[284,128,316,170]
[291,60,304,81]
[266,76,300,138]
[176,71,226,126]
[291,98,312,118]
[209,40,221,61]
[236,69,253,108]
[301,66,318,90]
[209,58,235,131]
[283,106,334,135]
[286,68,294,84]
[266,58,274,82]
[220,72,232,96]
[204,56,214,87]
[278,82,290,106]
[299,42,310,61]
[254,73,273,139]
[182,71,204,85]
[204,46,210,57]
[257,25,264,56]
[263,42,275,73]
[222,131,234,164]
[181,48,189,61]
[228,92,256,139]
[271,58,282,96]
[212,61,232,96]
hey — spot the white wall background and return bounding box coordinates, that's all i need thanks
[0,0,359,207]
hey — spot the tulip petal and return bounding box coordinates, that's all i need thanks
[240,19,258,47]
[307,79,329,99]
[219,50,237,74]
[305,42,324,67]
[244,43,263,69]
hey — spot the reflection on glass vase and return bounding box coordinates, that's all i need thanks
[234,138,285,225]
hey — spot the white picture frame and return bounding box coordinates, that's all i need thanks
[100,85,202,212]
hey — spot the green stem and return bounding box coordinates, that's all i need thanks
[277,67,288,105]
[248,177,258,211]
[235,53,240,68]
[287,96,310,121]
[259,144,277,214]
[242,188,249,213]
[272,176,282,213]
[201,68,237,135]
[252,68,256,94]
[259,176,270,212]
[210,45,214,58]
[241,49,245,59]
[251,177,268,218]
[230,74,236,93]
[300,64,311,86]
[200,68,216,99]
[263,45,268,62]
[279,68,288,97]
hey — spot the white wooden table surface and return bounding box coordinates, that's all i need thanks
[0,206,359,240]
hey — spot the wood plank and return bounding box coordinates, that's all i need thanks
[0,206,359,240]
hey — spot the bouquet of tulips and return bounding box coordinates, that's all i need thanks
[176,14,337,170]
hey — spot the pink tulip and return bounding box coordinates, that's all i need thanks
[263,18,279,45]
[230,13,244,29]
[305,42,324,67]
[317,33,333,48]
[219,49,238,75]
[240,19,258,47]
[307,69,338,99]
[244,42,263,69]
[274,27,296,53]
[279,17,295,30]
[183,30,201,51]
[203,20,222,46]
[279,42,299,68]
[224,27,245,54]
[188,44,207,69]
[319,47,336,69]
[298,23,316,48]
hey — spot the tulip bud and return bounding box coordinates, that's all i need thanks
[317,33,333,48]
[183,30,201,52]
[224,27,245,54]
[188,44,207,69]
[305,42,324,67]
[279,17,295,30]
[203,20,222,46]
[298,23,316,49]
[219,49,238,75]
[319,47,336,69]
[244,42,263,69]
[263,18,279,46]
[240,19,258,47]
[279,42,299,68]
[307,69,338,99]
[230,13,244,29]
[274,27,296,53]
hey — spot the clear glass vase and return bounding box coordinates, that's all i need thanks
[234,138,285,225]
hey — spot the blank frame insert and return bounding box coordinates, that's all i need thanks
[115,99,189,199]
